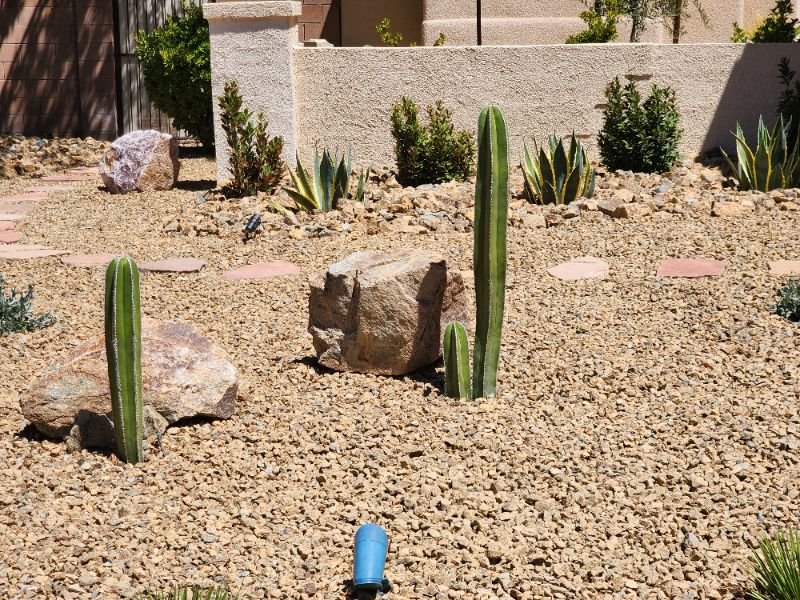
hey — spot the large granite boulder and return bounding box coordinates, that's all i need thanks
[22,319,237,449]
[100,130,179,193]
[309,249,470,375]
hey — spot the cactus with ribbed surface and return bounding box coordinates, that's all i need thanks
[443,321,471,399]
[104,256,144,464]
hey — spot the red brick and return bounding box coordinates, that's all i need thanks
[301,4,323,22]
[4,61,75,80]
[303,22,324,39]
[0,114,26,132]
[0,43,56,62]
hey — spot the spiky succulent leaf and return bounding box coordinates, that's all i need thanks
[748,529,800,600]
[725,115,800,192]
[521,133,595,205]
[443,321,471,399]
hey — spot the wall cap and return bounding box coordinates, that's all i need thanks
[203,1,302,22]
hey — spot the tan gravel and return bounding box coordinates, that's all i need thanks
[0,154,798,600]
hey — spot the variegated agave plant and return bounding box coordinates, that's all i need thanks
[723,115,800,192]
[521,132,596,205]
[283,149,355,212]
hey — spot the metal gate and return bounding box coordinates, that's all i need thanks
[112,0,214,138]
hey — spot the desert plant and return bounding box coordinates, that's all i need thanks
[376,17,444,46]
[580,0,708,42]
[522,133,596,205]
[444,106,508,399]
[134,2,214,147]
[137,586,241,600]
[598,76,682,173]
[722,115,800,192]
[747,529,800,600]
[0,274,54,335]
[733,0,799,43]
[777,57,800,143]
[567,1,620,43]
[218,80,285,197]
[283,149,355,212]
[774,280,800,322]
[390,97,476,187]
[443,322,471,399]
[355,167,370,202]
[105,256,144,464]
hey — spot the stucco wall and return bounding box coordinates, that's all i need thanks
[293,43,800,169]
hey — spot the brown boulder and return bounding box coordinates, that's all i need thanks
[22,319,237,449]
[100,130,179,193]
[309,249,469,375]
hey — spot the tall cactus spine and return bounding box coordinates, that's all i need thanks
[104,256,144,464]
[472,106,508,399]
[444,321,471,399]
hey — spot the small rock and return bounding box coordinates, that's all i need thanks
[612,203,652,219]
[712,201,749,217]
[521,213,546,229]
[598,198,624,216]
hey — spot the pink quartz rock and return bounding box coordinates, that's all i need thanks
[221,261,301,280]
[547,256,610,281]
[656,258,727,278]
[138,257,207,273]
[100,130,180,194]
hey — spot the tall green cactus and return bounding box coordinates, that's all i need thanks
[444,321,471,399]
[472,106,508,399]
[104,256,144,464]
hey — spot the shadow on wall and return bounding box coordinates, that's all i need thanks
[701,43,799,156]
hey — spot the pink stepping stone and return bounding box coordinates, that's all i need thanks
[221,261,301,280]
[40,173,97,182]
[0,245,70,260]
[0,222,15,231]
[547,256,610,281]
[138,257,207,273]
[0,213,27,221]
[66,167,99,174]
[0,231,22,244]
[0,192,48,202]
[0,203,34,214]
[769,260,800,276]
[61,253,118,267]
[26,184,76,193]
[657,258,727,278]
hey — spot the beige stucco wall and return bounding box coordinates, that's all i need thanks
[341,0,423,46]
[293,43,800,169]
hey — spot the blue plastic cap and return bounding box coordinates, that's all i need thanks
[353,524,388,590]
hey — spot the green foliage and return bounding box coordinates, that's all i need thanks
[104,257,144,464]
[283,149,353,212]
[443,322,471,399]
[735,0,799,42]
[774,280,800,322]
[134,2,213,147]
[522,133,596,205]
[580,0,708,42]
[566,4,619,43]
[777,58,800,145]
[598,77,682,173]
[722,115,800,192]
[433,32,447,46]
[390,97,476,187]
[732,21,757,42]
[137,586,240,600]
[0,274,54,335]
[376,18,403,46]
[748,530,800,600]
[355,167,370,202]
[218,80,285,197]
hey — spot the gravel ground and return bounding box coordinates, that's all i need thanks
[0,154,798,600]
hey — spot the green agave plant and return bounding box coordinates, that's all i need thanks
[283,149,358,212]
[137,586,240,600]
[748,529,800,600]
[723,115,800,192]
[522,132,595,205]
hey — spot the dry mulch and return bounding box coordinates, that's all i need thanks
[0,154,798,600]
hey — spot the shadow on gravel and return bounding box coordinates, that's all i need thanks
[178,145,215,159]
[177,179,217,192]
[15,424,45,442]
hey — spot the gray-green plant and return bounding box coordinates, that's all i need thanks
[722,115,800,192]
[0,274,54,335]
[444,106,508,399]
[105,256,144,464]
[283,149,355,212]
[774,280,800,322]
[748,529,800,600]
[443,322,471,399]
[137,586,240,600]
[521,133,596,205]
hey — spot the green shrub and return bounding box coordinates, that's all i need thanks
[566,6,619,43]
[732,0,799,42]
[748,530,800,600]
[0,274,54,335]
[522,133,596,205]
[137,586,240,600]
[777,57,800,143]
[390,97,475,187]
[774,280,800,322]
[218,80,285,197]
[134,2,214,147]
[598,77,682,173]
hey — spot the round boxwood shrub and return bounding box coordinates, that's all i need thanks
[134,2,214,148]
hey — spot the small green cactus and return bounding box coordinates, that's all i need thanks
[105,256,144,464]
[443,322,471,399]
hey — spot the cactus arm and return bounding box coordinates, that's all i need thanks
[443,321,471,399]
[472,106,508,399]
[104,256,143,464]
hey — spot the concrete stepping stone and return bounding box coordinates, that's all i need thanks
[0,213,28,221]
[138,257,207,273]
[26,184,76,193]
[221,261,301,280]
[0,222,15,231]
[547,256,609,281]
[0,231,22,244]
[0,245,70,260]
[0,203,34,214]
[769,260,800,276]
[0,192,48,202]
[657,258,727,278]
[61,253,118,267]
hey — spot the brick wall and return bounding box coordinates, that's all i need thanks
[0,1,117,139]
[300,0,340,45]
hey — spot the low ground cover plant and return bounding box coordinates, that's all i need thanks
[732,0,799,43]
[218,80,285,197]
[390,97,475,187]
[135,1,214,147]
[521,132,596,204]
[748,529,800,600]
[774,280,800,322]
[0,274,54,335]
[598,76,682,173]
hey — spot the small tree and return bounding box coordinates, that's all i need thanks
[583,0,708,42]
